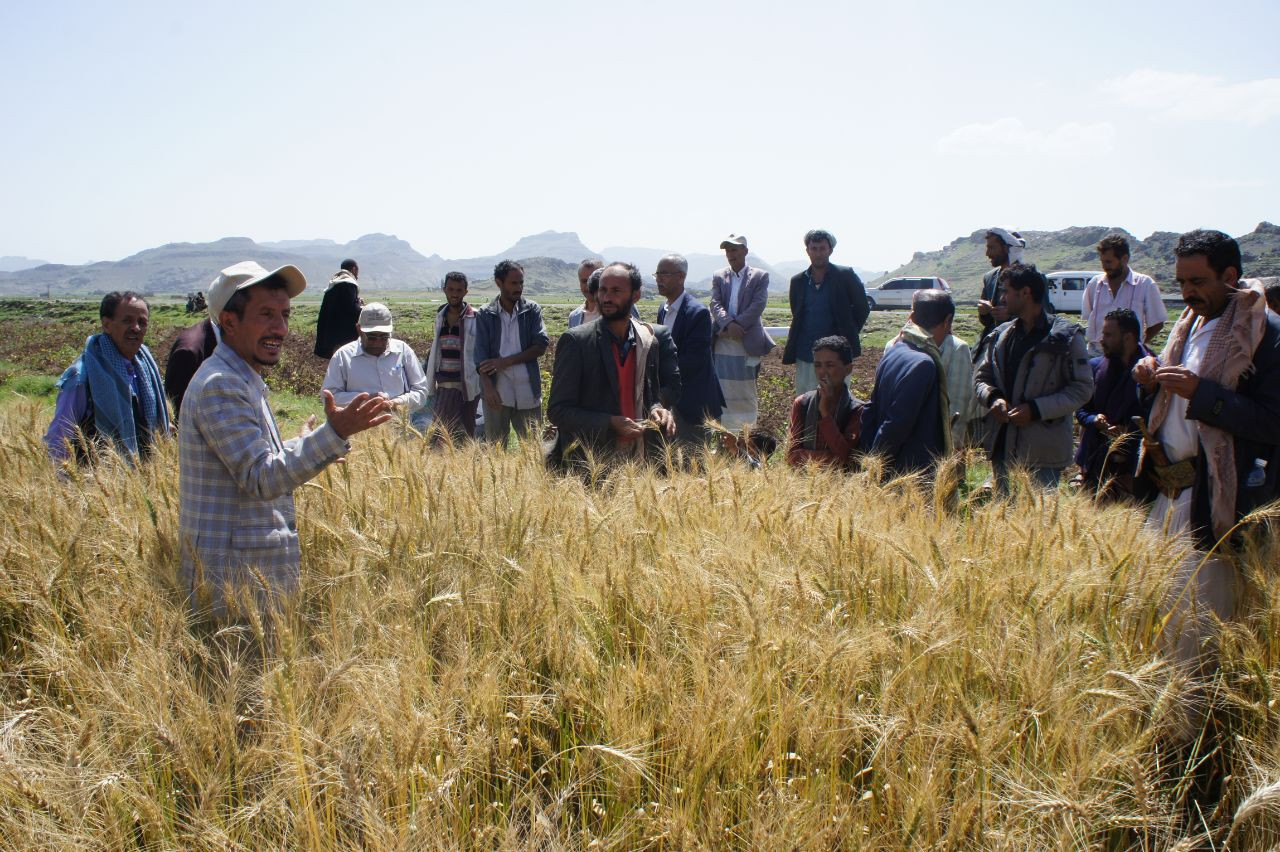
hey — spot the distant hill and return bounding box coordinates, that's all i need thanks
[877,222,1280,297]
[0,256,50,273]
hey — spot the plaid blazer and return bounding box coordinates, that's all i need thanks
[178,343,347,615]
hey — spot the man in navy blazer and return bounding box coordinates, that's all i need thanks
[656,253,724,443]
[860,289,953,476]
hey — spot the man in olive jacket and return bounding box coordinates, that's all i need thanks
[783,229,870,394]
[974,263,1093,491]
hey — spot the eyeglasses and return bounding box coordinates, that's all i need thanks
[654,271,681,277]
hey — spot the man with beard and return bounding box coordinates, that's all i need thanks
[180,261,392,619]
[1073,308,1151,499]
[1081,234,1165,358]
[974,263,1093,491]
[1132,229,1280,833]
[314,258,362,358]
[548,262,679,470]
[655,253,723,444]
[976,228,1026,349]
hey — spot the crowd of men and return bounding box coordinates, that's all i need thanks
[39,226,1280,825]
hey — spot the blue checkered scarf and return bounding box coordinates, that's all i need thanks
[81,333,169,456]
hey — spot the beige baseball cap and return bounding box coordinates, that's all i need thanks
[207,261,307,321]
[358,302,394,334]
[719,234,749,249]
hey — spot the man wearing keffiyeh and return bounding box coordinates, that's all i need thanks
[45,291,170,464]
[1132,229,1280,824]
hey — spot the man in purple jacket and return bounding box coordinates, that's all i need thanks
[1074,308,1152,499]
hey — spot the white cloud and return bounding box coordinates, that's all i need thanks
[935,118,1115,157]
[1101,69,1280,125]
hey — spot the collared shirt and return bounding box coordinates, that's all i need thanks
[603,318,638,362]
[659,290,688,330]
[1082,270,1165,346]
[322,337,429,411]
[726,266,749,320]
[1150,315,1219,534]
[795,270,837,362]
[496,304,540,409]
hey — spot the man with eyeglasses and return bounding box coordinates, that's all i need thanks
[322,302,430,414]
[656,253,723,444]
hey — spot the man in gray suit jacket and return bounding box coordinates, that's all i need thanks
[710,234,775,430]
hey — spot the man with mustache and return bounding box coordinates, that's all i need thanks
[548,262,679,471]
[179,261,392,620]
[1132,229,1280,833]
[474,260,549,446]
[46,290,170,464]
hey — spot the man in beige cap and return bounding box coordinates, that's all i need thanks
[710,234,775,430]
[322,302,429,412]
[180,261,393,620]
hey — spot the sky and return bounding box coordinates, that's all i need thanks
[2,0,1278,273]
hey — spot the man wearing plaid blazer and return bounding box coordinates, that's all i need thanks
[179,261,392,620]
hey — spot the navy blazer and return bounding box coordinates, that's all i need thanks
[658,294,724,424]
[859,340,945,474]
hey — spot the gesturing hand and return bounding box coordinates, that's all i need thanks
[323,390,394,440]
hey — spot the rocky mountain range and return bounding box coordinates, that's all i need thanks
[3,223,1276,299]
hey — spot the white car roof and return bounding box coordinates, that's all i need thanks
[1048,270,1100,277]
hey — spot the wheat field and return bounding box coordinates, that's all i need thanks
[2,400,1280,850]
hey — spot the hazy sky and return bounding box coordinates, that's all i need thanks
[3,1,1277,272]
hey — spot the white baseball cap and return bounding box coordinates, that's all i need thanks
[207,261,307,322]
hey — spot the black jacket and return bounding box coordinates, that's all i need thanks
[314,278,361,358]
[547,320,680,468]
[783,264,869,362]
[165,318,218,419]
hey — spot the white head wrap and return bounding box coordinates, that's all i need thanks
[987,228,1027,264]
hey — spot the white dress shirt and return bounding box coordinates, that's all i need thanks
[495,305,540,410]
[1148,316,1218,534]
[322,337,430,411]
[726,266,749,321]
[1082,270,1165,347]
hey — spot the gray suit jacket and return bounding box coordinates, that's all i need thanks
[710,266,776,357]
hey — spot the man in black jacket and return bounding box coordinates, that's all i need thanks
[314,258,362,358]
[783,229,870,394]
[548,262,680,471]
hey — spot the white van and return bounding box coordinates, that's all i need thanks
[1044,271,1096,314]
